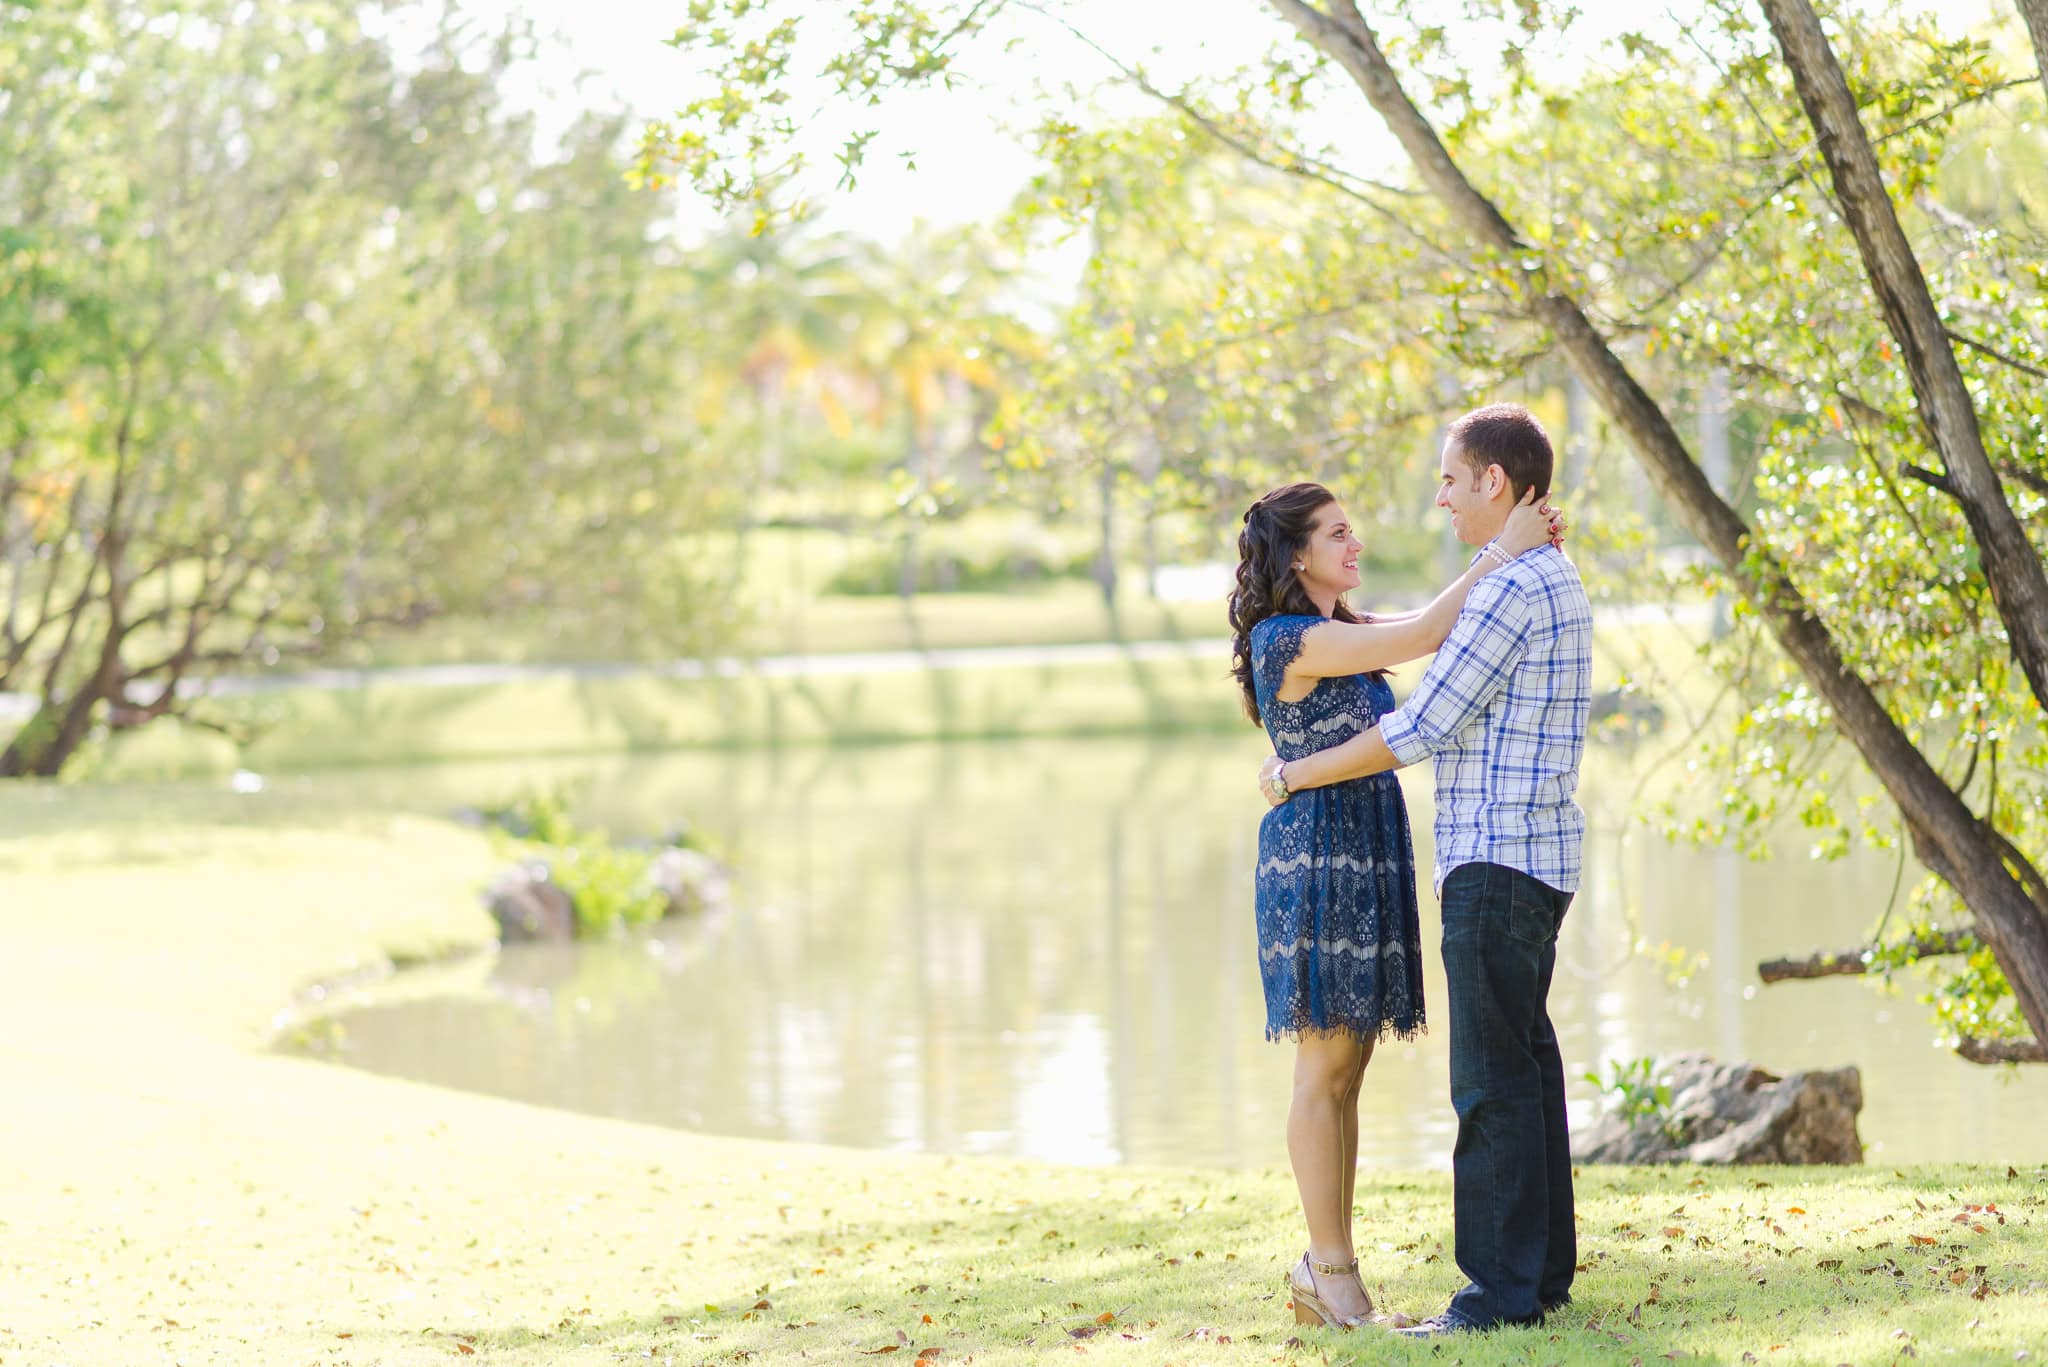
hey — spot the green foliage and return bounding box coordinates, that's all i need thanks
[484,789,668,938]
[1584,1057,1684,1142]
[0,0,737,775]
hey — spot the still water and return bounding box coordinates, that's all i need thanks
[317,736,2045,1170]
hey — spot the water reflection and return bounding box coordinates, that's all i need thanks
[318,737,2047,1169]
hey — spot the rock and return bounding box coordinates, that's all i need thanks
[648,846,731,918]
[484,860,577,943]
[1573,1052,1864,1165]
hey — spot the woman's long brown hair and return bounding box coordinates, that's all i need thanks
[1227,482,1366,726]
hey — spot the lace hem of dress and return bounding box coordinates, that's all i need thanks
[1263,1011,1426,1046]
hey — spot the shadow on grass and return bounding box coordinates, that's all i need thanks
[330,1163,2043,1365]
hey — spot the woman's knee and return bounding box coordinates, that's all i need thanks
[1294,1035,1367,1101]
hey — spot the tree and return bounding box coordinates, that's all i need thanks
[643,0,2048,1061]
[0,0,729,777]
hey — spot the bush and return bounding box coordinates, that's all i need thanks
[482,788,670,937]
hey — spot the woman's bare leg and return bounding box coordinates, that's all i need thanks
[1340,1040,1372,1226]
[1287,1031,1373,1321]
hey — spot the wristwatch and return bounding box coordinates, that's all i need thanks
[1263,760,1291,804]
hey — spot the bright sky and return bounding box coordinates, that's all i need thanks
[462,0,2006,246]
[460,1,1311,243]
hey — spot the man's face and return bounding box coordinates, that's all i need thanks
[1435,438,1506,547]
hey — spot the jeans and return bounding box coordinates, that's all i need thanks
[1439,861,1576,1328]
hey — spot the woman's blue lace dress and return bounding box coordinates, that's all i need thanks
[1250,614,1425,1042]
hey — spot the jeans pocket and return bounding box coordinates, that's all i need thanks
[1506,891,1555,946]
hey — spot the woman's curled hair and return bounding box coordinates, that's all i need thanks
[1228,481,1366,726]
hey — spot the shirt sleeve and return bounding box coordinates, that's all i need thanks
[1377,575,1532,765]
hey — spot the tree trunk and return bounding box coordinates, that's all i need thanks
[1269,0,2048,1048]
[2018,0,2048,104]
[1761,0,2048,712]
[0,688,103,778]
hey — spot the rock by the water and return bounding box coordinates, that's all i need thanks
[1573,1052,1863,1165]
[484,861,577,943]
[648,847,731,918]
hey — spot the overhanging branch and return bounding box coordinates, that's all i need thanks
[1957,1035,2047,1064]
[1757,930,1973,982]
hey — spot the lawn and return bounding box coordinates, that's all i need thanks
[1,784,2041,1366]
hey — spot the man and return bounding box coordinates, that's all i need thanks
[1258,402,1593,1337]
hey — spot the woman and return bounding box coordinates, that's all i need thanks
[1228,480,1558,1331]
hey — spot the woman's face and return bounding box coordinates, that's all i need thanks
[1296,501,1363,598]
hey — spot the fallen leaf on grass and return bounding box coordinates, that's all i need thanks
[1909,1235,1938,1247]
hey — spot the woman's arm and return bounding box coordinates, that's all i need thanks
[1282,492,1557,683]
[1283,560,1494,680]
[1261,727,1401,804]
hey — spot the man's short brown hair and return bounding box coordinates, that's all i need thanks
[1447,403,1554,502]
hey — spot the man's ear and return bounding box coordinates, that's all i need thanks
[1486,464,1507,498]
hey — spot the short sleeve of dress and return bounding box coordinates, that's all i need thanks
[1249,614,1322,708]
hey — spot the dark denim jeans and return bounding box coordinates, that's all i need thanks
[1440,861,1576,1329]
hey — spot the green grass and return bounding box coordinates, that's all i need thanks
[0,785,2041,1365]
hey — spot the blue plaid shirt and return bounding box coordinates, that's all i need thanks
[1377,544,1593,894]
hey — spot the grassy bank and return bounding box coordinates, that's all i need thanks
[1,786,2041,1366]
[82,647,1245,781]
[68,611,1713,782]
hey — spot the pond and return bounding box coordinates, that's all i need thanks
[305,734,2047,1171]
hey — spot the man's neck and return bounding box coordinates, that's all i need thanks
[1465,510,1510,547]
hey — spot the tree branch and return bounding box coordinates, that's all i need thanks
[1018,1,1440,255]
[1901,463,1958,498]
[1998,461,2048,500]
[1947,326,2048,383]
[1956,1035,2048,1064]
[1758,930,1973,982]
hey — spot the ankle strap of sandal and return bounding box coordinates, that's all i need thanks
[1306,1254,1358,1277]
